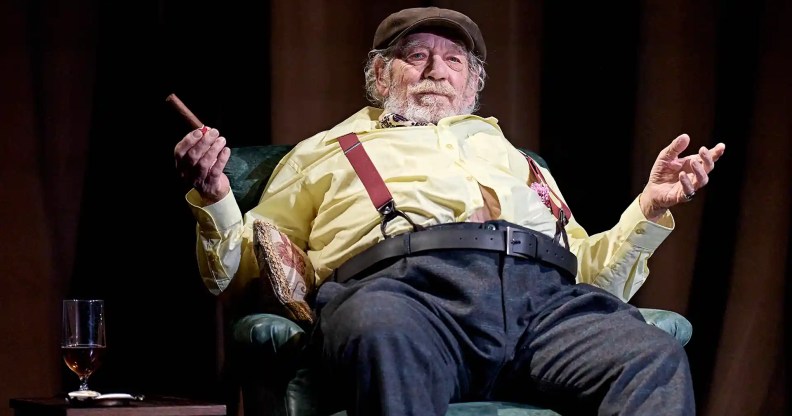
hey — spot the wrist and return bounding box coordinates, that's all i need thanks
[639,193,667,222]
[200,187,230,206]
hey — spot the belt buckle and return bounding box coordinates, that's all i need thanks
[505,226,536,259]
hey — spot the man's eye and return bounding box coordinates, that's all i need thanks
[409,52,427,60]
[448,56,463,63]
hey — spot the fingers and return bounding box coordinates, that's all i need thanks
[660,134,690,161]
[698,142,726,173]
[174,128,205,161]
[690,157,709,188]
[193,134,227,188]
[186,128,221,166]
[699,146,714,171]
[710,142,726,162]
[663,135,725,171]
[207,147,231,181]
[173,127,230,189]
[677,155,708,203]
[679,171,696,199]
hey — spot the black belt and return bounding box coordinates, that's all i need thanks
[332,227,578,284]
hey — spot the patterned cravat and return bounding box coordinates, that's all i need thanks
[379,112,434,128]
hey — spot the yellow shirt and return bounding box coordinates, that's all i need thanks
[187,106,674,303]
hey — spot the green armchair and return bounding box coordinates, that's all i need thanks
[221,145,694,416]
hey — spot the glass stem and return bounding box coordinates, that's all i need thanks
[79,376,89,391]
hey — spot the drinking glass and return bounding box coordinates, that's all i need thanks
[61,299,106,393]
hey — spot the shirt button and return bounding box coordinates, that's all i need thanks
[466,176,474,181]
[446,144,454,149]
[635,228,645,235]
[485,224,497,230]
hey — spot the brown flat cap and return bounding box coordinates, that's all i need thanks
[373,7,486,60]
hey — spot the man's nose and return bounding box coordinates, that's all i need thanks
[424,54,448,80]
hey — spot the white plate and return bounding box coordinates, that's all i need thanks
[67,391,143,407]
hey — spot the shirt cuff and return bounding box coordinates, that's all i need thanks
[186,188,243,231]
[618,196,675,251]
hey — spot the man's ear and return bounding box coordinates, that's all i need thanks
[463,67,483,109]
[374,57,389,98]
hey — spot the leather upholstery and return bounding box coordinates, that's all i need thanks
[638,308,693,345]
[226,145,295,214]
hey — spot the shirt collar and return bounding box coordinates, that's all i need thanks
[320,106,502,144]
[322,107,382,143]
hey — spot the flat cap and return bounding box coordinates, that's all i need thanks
[373,7,486,60]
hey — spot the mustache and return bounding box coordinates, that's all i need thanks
[408,81,457,98]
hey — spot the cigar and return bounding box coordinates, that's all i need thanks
[165,93,206,132]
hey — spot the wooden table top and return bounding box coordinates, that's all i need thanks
[9,396,226,416]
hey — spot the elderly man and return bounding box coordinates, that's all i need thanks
[175,6,724,416]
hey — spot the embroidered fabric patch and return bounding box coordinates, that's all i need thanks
[252,219,315,325]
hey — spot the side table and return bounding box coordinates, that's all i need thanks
[9,396,226,416]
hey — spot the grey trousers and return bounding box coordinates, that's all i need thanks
[313,221,694,416]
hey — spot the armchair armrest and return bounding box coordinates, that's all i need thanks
[230,314,309,415]
[638,308,693,346]
[232,313,306,354]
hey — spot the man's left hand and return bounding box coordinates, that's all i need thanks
[640,134,726,221]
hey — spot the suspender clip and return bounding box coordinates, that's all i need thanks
[378,200,424,238]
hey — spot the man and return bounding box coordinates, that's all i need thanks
[174,7,725,415]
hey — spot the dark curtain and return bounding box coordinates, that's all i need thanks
[1,1,788,415]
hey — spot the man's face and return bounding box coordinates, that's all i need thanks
[376,32,478,124]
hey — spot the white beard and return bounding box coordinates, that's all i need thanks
[383,80,476,124]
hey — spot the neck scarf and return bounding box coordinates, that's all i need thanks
[378,112,434,128]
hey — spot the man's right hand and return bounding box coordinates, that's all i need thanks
[174,127,231,204]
